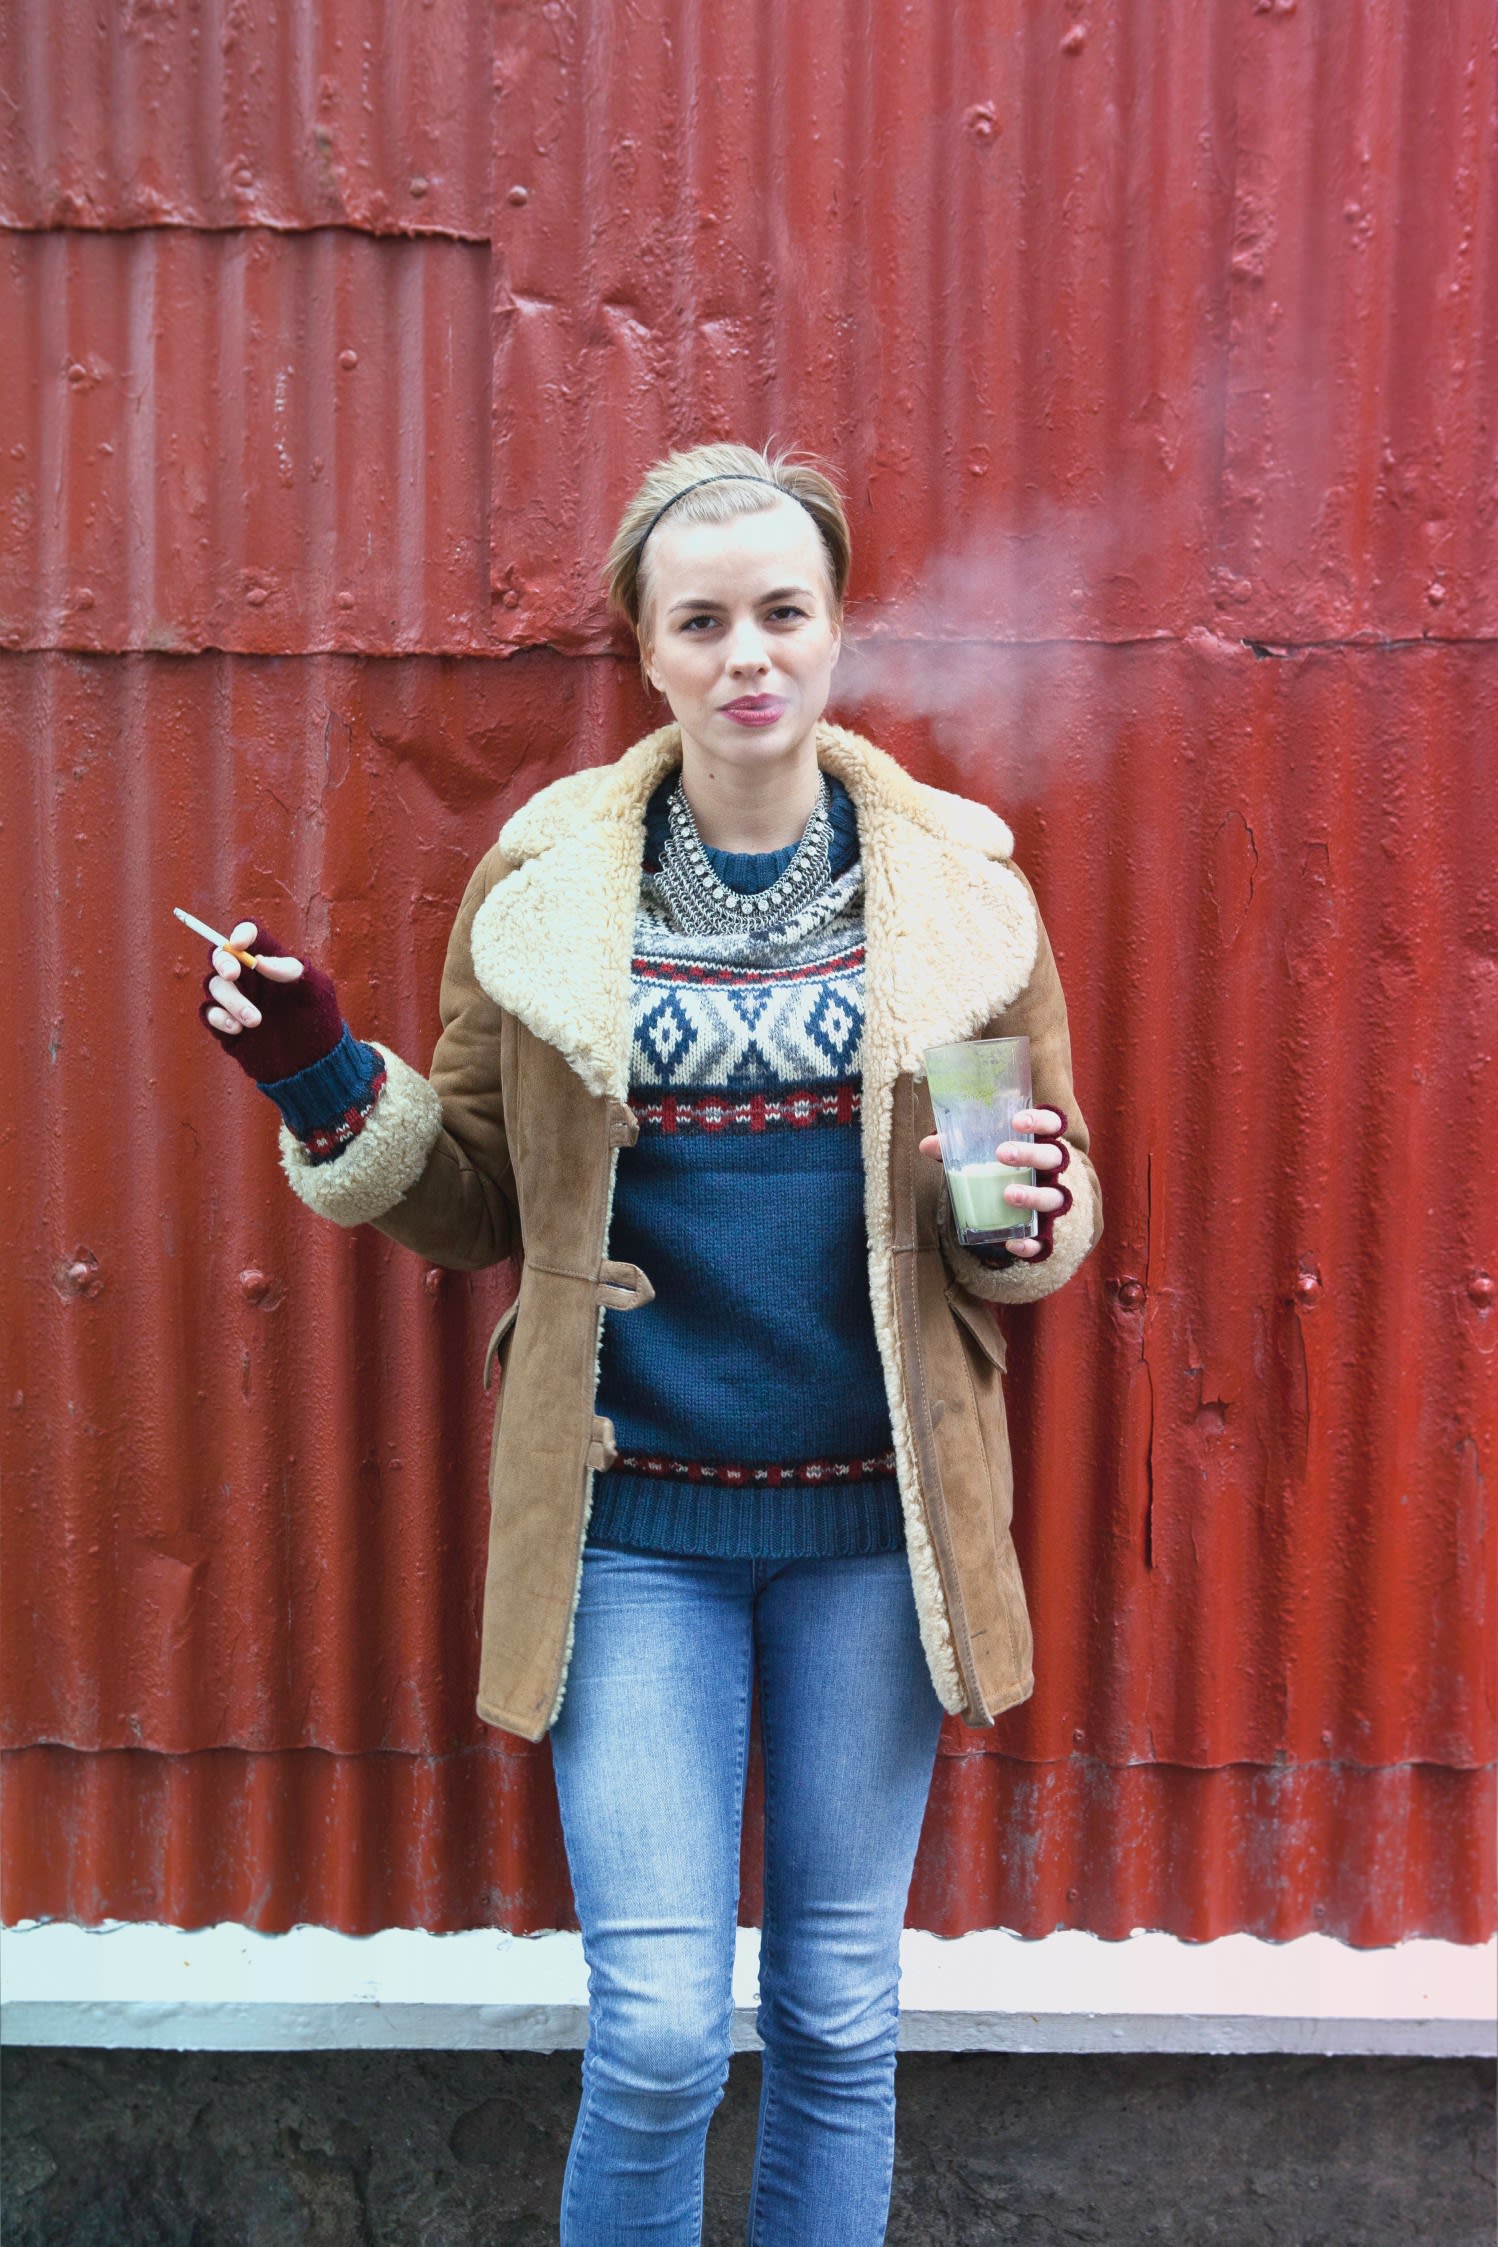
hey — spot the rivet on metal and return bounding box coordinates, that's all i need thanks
[53,1248,103,1302]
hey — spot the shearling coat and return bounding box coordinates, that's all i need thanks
[277,721,1103,1742]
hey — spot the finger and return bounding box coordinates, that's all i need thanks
[211,946,240,982]
[208,974,261,1026]
[918,1133,944,1162]
[1004,1183,1065,1210]
[229,921,258,946]
[205,1005,243,1036]
[1021,1107,1065,1135]
[997,1139,1065,1169]
[252,952,304,982]
[1005,1238,1041,1258]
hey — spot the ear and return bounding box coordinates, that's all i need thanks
[638,605,663,693]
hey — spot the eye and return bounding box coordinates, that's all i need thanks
[767,604,808,623]
[678,613,719,632]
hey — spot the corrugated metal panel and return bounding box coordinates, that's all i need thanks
[0,0,492,238]
[4,641,1491,1942]
[489,0,1496,650]
[1,228,494,654]
[6,2,1490,657]
[4,1744,1491,1945]
[3,0,1493,1946]
[3,651,564,1754]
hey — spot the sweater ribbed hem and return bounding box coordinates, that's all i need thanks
[586,1471,906,1559]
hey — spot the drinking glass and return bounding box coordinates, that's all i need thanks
[924,1036,1039,1247]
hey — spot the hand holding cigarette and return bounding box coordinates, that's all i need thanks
[189,915,347,1085]
[193,917,306,1032]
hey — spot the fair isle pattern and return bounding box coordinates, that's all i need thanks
[630,862,865,1092]
[301,1062,388,1164]
[633,1085,860,1135]
[637,944,865,989]
[614,1448,898,1487]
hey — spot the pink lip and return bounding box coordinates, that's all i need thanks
[720,695,787,725]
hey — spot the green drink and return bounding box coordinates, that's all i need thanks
[924,1037,1039,1247]
[947,1160,1033,1238]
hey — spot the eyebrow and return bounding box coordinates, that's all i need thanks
[666,584,817,615]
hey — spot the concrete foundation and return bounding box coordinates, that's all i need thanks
[3,2047,1493,2244]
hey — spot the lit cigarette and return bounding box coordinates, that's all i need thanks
[173,907,260,971]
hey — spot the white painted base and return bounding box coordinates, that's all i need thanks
[2,1922,1492,2058]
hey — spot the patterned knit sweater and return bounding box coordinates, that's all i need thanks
[257,772,905,1560]
[585,773,904,1558]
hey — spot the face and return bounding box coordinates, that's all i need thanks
[639,499,841,774]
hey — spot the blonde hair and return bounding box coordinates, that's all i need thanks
[606,441,851,671]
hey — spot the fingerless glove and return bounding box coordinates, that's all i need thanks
[968,1108,1073,1268]
[198,925,344,1082]
[199,923,387,1165]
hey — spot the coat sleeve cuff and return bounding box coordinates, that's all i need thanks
[939,1158,1099,1305]
[277,1041,444,1228]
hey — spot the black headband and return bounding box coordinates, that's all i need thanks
[637,472,810,552]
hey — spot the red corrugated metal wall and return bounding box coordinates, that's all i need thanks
[3,0,1493,1946]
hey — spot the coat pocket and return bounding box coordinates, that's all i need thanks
[944,1282,1008,1371]
[482,1297,522,1395]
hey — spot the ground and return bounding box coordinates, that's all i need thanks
[3,2049,1493,2244]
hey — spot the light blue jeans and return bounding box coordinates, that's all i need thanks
[548,1543,946,2245]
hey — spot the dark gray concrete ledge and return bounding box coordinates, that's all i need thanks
[4,2046,1494,2247]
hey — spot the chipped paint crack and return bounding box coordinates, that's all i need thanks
[1142,1151,1156,1573]
[1243,634,1497,655]
[1141,1151,1158,1760]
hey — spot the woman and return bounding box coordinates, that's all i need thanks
[199,441,1102,2244]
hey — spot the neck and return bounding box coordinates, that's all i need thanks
[677,737,822,853]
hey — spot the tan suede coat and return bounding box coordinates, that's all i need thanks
[278,722,1103,1742]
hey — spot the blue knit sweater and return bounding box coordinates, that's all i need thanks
[585,774,904,1558]
[258,773,905,1560]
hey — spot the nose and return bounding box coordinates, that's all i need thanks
[724,615,771,674]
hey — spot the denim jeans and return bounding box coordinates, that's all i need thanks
[548,1543,946,2245]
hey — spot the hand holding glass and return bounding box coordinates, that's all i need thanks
[925,1037,1041,1248]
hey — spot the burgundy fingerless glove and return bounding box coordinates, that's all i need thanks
[971,1109,1074,1269]
[198,924,344,1084]
[198,924,389,1166]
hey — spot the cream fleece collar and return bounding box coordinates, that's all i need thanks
[469,720,1039,1100]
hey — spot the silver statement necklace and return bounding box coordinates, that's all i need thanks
[656,774,833,935]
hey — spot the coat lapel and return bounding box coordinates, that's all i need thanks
[467,725,680,1100]
[816,723,1037,1074]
